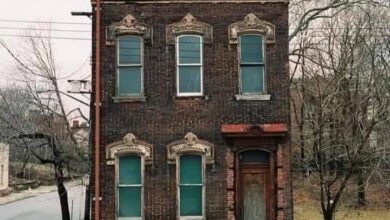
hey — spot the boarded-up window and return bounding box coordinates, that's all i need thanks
[117,35,143,96]
[179,154,203,216]
[240,35,265,94]
[118,155,142,218]
[177,35,203,96]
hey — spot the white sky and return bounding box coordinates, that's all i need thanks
[0,0,92,122]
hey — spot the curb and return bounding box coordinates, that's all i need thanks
[0,180,82,205]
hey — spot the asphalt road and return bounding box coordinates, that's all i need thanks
[0,185,86,220]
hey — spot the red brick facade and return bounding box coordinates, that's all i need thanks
[90,1,292,219]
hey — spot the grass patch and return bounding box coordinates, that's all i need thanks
[294,203,390,220]
[294,176,390,219]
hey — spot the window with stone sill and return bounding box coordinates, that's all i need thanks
[178,154,205,218]
[106,14,151,101]
[229,13,276,101]
[106,133,153,220]
[117,154,143,220]
[239,34,266,95]
[167,133,215,220]
[176,35,203,97]
[116,35,144,97]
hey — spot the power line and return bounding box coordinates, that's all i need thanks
[0,26,90,33]
[0,34,90,41]
[58,55,91,80]
[81,74,92,80]
[0,19,90,25]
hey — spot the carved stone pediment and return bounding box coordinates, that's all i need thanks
[166,14,213,44]
[229,13,275,44]
[106,14,152,45]
[106,133,153,165]
[167,132,215,164]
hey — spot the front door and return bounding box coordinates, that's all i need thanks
[240,167,269,220]
[237,150,271,220]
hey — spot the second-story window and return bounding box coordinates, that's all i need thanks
[176,35,203,96]
[239,35,265,94]
[117,35,143,96]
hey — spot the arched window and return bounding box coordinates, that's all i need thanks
[178,154,204,217]
[117,35,143,96]
[239,35,265,94]
[229,13,275,100]
[176,35,203,96]
[117,154,142,219]
[167,133,214,219]
[106,133,153,220]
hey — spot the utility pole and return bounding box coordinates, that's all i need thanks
[70,9,93,220]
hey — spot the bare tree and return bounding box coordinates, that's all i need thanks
[290,3,390,220]
[289,1,388,168]
[0,32,89,220]
[289,0,384,41]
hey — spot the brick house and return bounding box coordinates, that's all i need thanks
[90,0,292,220]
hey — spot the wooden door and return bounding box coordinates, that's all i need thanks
[239,166,269,220]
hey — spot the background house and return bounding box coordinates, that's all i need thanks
[0,143,9,196]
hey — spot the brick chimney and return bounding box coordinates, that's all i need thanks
[72,120,79,128]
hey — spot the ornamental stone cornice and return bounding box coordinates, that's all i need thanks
[166,14,213,44]
[106,14,152,45]
[167,132,215,164]
[106,133,153,165]
[229,13,275,44]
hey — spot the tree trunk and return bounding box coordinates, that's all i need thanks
[357,171,366,207]
[17,159,28,178]
[55,164,70,220]
[300,132,306,176]
[323,209,334,220]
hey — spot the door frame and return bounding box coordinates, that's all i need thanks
[235,149,274,220]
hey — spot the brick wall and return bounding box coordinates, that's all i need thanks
[91,1,291,220]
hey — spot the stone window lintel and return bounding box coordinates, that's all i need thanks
[106,133,153,165]
[167,132,215,164]
[166,14,213,44]
[106,14,152,45]
[229,13,276,44]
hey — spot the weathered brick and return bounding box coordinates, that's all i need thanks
[90,1,292,220]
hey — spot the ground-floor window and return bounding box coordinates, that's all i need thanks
[167,132,214,219]
[118,154,142,219]
[178,154,204,218]
[106,133,153,220]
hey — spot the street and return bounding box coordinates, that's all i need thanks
[0,185,86,220]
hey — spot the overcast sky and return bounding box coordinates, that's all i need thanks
[0,0,92,122]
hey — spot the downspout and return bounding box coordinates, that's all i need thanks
[94,0,101,219]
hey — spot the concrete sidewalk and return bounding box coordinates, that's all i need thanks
[0,179,82,205]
